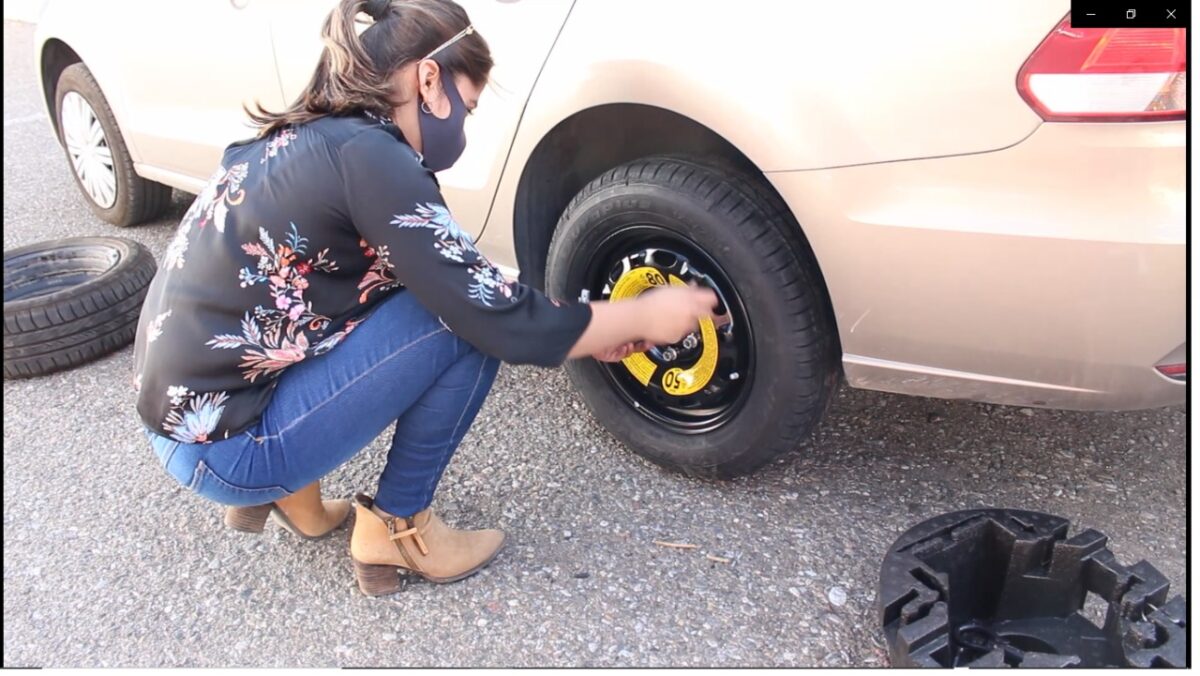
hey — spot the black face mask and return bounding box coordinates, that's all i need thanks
[418,67,468,173]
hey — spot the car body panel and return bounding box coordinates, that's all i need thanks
[475,0,1068,266]
[117,1,283,178]
[35,0,284,188]
[35,0,142,149]
[767,121,1185,410]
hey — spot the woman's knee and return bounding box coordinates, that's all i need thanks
[460,338,501,378]
[436,338,500,400]
[479,353,501,388]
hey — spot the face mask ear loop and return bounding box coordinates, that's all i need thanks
[417,25,472,117]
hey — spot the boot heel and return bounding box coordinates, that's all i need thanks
[353,559,403,596]
[224,504,273,533]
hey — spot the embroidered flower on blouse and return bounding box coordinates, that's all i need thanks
[261,128,298,164]
[163,387,230,443]
[146,310,172,343]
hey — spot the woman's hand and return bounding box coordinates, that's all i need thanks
[637,285,719,345]
[592,340,653,363]
[566,284,719,361]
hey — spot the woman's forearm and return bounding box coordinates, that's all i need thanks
[564,285,718,360]
[565,301,646,360]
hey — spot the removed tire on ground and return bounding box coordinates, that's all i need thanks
[546,156,840,478]
[4,237,156,379]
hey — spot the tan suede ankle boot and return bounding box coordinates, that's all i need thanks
[350,493,505,596]
[224,499,351,539]
[224,481,351,539]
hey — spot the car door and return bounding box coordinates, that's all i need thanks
[115,0,286,182]
[269,0,574,246]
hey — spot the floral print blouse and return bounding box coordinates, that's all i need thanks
[134,113,591,444]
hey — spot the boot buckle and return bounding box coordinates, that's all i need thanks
[387,518,430,556]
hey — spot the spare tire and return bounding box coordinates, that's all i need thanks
[4,237,156,379]
[546,156,840,478]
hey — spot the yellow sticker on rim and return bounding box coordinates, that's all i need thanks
[608,266,718,395]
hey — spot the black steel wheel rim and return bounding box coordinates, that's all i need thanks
[582,224,755,434]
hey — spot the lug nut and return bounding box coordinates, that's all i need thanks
[661,347,678,361]
[682,334,699,350]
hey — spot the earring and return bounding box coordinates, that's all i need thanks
[420,100,433,115]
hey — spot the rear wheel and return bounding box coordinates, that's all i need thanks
[55,63,172,227]
[546,156,839,478]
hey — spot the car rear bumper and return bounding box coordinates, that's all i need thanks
[767,122,1185,411]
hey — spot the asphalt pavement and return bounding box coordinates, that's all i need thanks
[1,19,1188,668]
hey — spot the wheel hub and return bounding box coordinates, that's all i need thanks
[61,91,117,209]
[575,221,757,434]
[590,242,750,435]
[603,250,724,396]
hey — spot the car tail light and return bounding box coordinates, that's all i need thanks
[1017,16,1187,121]
[1155,363,1186,380]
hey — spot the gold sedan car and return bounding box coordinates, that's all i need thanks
[34,0,1186,476]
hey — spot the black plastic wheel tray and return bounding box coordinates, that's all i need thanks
[878,508,1186,667]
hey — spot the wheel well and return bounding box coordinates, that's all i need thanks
[513,103,842,361]
[39,39,83,139]
[513,104,763,290]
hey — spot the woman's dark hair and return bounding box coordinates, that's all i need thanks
[249,0,492,136]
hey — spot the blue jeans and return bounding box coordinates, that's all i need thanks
[146,290,500,516]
